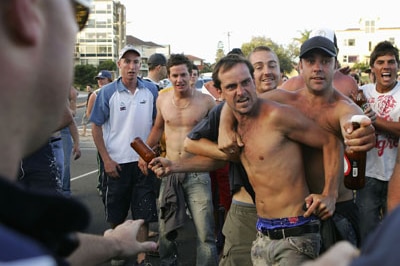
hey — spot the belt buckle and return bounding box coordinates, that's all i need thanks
[266,228,285,239]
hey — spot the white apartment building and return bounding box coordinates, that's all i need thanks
[336,18,400,67]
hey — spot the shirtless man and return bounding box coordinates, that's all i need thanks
[219,36,375,252]
[184,46,282,266]
[139,54,218,266]
[279,30,376,250]
[150,54,341,265]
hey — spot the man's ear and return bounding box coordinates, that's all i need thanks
[8,0,41,45]
[298,60,303,73]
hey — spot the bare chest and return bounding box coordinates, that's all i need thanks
[162,100,209,129]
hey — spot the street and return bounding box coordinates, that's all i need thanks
[70,94,197,265]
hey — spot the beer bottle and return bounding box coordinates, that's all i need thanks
[344,115,368,190]
[130,137,156,163]
[354,89,369,111]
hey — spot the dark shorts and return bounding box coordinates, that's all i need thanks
[105,162,158,224]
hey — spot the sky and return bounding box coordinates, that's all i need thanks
[119,0,398,63]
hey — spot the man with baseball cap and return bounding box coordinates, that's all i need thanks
[144,53,168,91]
[278,33,376,253]
[282,27,358,97]
[90,44,159,265]
[95,70,112,80]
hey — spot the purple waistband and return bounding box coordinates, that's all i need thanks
[256,215,319,230]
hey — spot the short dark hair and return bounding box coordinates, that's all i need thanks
[166,54,193,76]
[212,54,254,90]
[370,41,400,67]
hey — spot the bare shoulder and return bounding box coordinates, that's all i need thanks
[333,89,355,105]
[265,88,298,103]
[259,99,312,133]
[195,90,216,107]
[280,75,304,91]
[333,71,358,97]
[157,88,172,99]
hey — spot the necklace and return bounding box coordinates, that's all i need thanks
[171,89,194,109]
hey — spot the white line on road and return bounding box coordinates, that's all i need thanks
[71,170,97,181]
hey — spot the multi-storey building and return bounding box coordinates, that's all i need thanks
[74,0,125,66]
[336,18,400,67]
[74,0,172,77]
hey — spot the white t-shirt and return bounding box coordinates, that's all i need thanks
[361,82,400,181]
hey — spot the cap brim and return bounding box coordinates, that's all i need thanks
[300,47,336,58]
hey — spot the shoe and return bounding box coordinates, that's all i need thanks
[135,260,152,266]
[110,259,125,266]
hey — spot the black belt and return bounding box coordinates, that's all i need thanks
[50,137,62,143]
[260,223,320,240]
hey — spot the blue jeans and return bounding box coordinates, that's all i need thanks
[158,172,218,266]
[49,138,64,191]
[61,127,72,196]
[355,176,388,245]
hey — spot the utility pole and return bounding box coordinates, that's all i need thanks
[226,31,231,52]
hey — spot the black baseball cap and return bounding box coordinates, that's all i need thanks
[300,36,337,58]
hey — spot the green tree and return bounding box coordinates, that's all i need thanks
[215,49,225,64]
[352,62,369,73]
[288,29,312,60]
[74,64,97,91]
[201,63,213,74]
[97,60,117,72]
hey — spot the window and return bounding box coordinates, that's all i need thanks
[365,20,375,33]
[348,56,358,63]
[347,39,356,47]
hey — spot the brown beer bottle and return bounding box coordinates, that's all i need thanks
[354,89,369,111]
[130,137,156,163]
[344,115,368,190]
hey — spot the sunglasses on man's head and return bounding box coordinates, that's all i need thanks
[74,1,90,31]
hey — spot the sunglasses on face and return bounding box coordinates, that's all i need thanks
[73,1,90,31]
